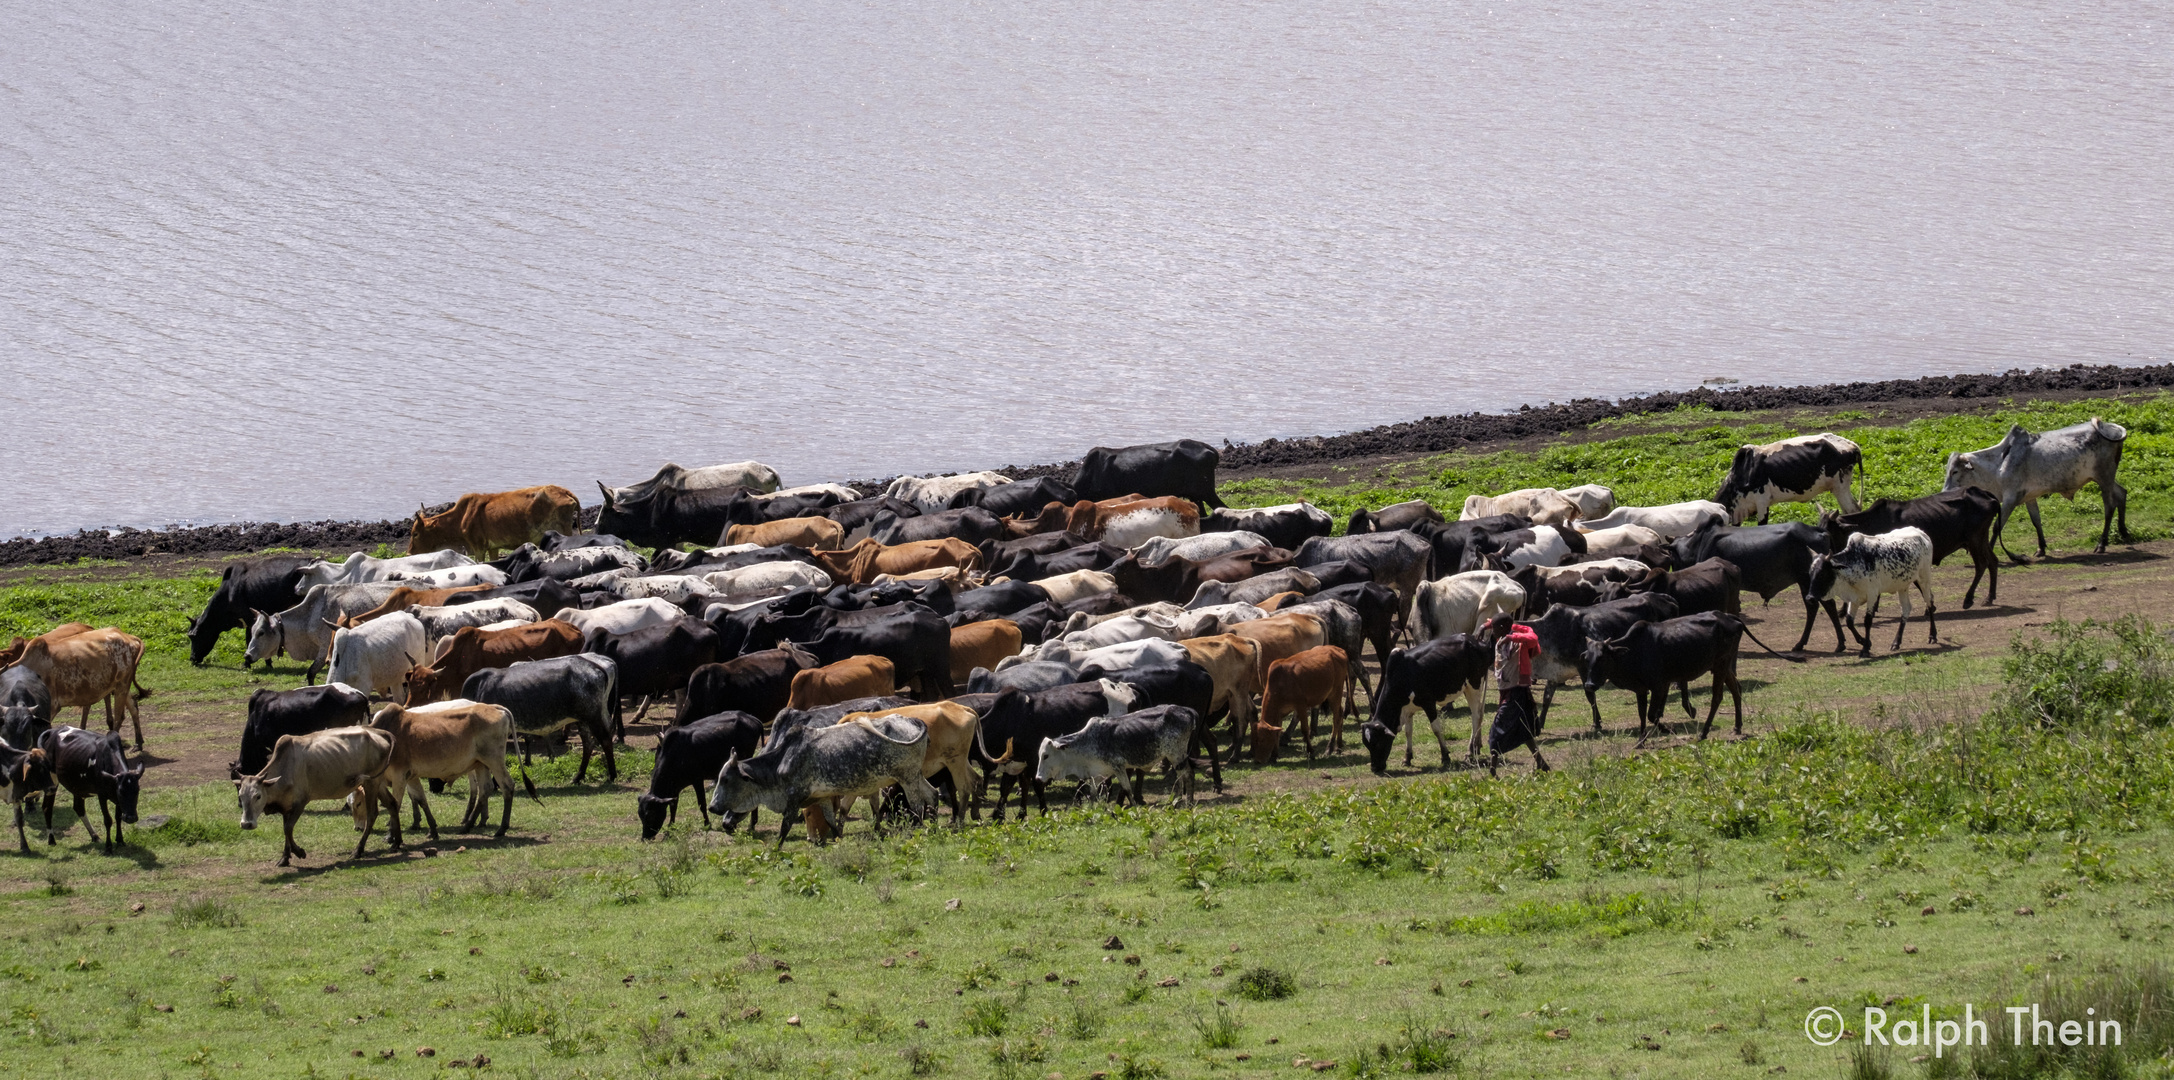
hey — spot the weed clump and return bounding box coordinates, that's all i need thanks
[171,896,242,929]
[1231,966,1296,1001]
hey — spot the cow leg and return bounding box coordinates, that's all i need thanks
[415,777,443,841]
[1963,541,1990,609]
[1699,677,1723,740]
[1528,745,1551,771]
[632,694,651,723]
[1298,704,1316,762]
[993,773,1014,822]
[42,789,55,845]
[2024,499,2050,558]
[1858,601,1879,658]
[1466,686,1486,763]
[694,780,712,830]
[1032,779,1050,817]
[1631,690,1651,745]
[1791,589,1820,652]
[74,795,97,845]
[1921,577,1939,644]
[1729,672,1745,736]
[304,657,323,686]
[1892,589,1913,652]
[599,719,619,781]
[571,725,595,784]
[945,763,973,827]
[2110,477,2132,544]
[13,801,27,852]
[773,807,800,850]
[100,796,115,854]
[281,809,306,866]
[1677,681,1695,717]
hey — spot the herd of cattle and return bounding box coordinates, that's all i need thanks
[0,417,2136,864]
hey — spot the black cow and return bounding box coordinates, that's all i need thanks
[1359,635,1493,774]
[1714,434,1863,525]
[1346,499,1445,535]
[974,681,1132,819]
[1293,532,1432,613]
[1583,612,1759,742]
[1411,515,1535,578]
[987,542,1123,583]
[638,711,764,838]
[1298,560,1377,590]
[1106,549,1295,606]
[799,606,955,698]
[951,580,1053,625]
[1202,504,1335,550]
[999,602,1066,646]
[1081,661,1222,793]
[1597,557,1741,618]
[823,579,956,617]
[980,531,1092,573]
[586,620,720,733]
[541,531,631,552]
[826,496,920,534]
[595,483,756,550]
[231,684,371,781]
[681,647,819,724]
[966,660,1081,695]
[701,587,822,657]
[186,556,314,665]
[1458,526,1588,574]
[1526,593,1680,733]
[950,477,1080,517]
[42,727,142,854]
[1309,582,1400,670]
[1,668,52,754]
[463,654,619,783]
[1820,488,2000,608]
[1670,522,1846,652]
[870,507,1004,547]
[1071,440,1225,509]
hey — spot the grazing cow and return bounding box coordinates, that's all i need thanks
[1200,503,1332,550]
[607,461,782,505]
[463,654,620,783]
[367,700,526,843]
[725,516,847,552]
[1558,485,1616,520]
[869,507,1005,547]
[1032,569,1120,606]
[406,599,541,650]
[1071,439,1224,509]
[949,477,1080,517]
[1715,433,1863,525]
[403,620,585,706]
[2,739,52,850]
[1036,706,1199,805]
[681,647,819,724]
[325,613,429,698]
[1134,531,1270,568]
[769,695,918,742]
[787,656,898,712]
[1507,559,1650,616]
[1255,646,1350,761]
[408,486,581,559]
[242,583,405,680]
[1293,532,1431,611]
[1576,500,1729,541]
[1411,572,1525,644]
[586,620,720,726]
[295,550,475,591]
[1582,612,1759,742]
[976,681,1140,818]
[40,727,142,854]
[707,714,938,847]
[233,683,371,780]
[1359,635,1494,772]
[885,471,1013,513]
[1066,665,1214,796]
[966,660,1082,696]
[639,711,764,838]
[1671,522,1846,652]
[1596,558,1741,618]
[1,667,54,755]
[1810,527,1938,656]
[1945,418,2130,558]
[234,725,397,866]
[1821,488,2000,608]
[1183,568,1323,609]
[185,556,313,665]
[950,620,1023,684]
[8,629,149,749]
[1459,525,1587,573]
[1346,499,1445,535]
[1525,593,1681,733]
[499,543,647,584]
[810,538,983,586]
[837,701,986,824]
[1461,488,1582,526]
[551,598,682,640]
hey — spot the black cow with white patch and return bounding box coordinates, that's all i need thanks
[231,683,371,781]
[974,680,1138,819]
[1714,433,1863,525]
[1670,521,1846,652]
[1071,439,1225,509]
[1821,488,1999,608]
[638,710,763,838]
[1202,503,1334,550]
[186,556,314,665]
[1,668,53,755]
[42,727,142,854]
[1409,514,1533,578]
[1359,634,1493,773]
[463,654,620,783]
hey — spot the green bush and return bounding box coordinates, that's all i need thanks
[1998,616,2174,729]
[1231,966,1296,1001]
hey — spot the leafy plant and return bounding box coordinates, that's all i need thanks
[1232,966,1296,1001]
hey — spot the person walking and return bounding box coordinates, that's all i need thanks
[1484,614,1549,775]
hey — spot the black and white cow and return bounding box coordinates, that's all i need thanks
[1359,635,1493,773]
[462,654,620,784]
[231,683,371,780]
[42,727,143,854]
[1457,525,1587,573]
[973,680,1139,818]
[1944,418,2130,558]
[1202,503,1335,550]
[499,543,647,584]
[0,667,54,756]
[706,714,937,848]
[1714,433,1863,525]
[185,556,315,665]
[1071,440,1225,509]
[1821,488,2000,608]
[1809,527,1937,657]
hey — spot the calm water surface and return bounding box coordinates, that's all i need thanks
[3,1,2168,535]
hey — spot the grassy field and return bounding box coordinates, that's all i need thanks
[3,397,2172,1079]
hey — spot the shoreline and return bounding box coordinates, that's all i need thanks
[7,361,2169,568]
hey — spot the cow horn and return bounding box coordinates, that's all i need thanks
[596,481,615,509]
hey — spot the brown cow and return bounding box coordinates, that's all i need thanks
[402,620,586,705]
[408,485,581,559]
[786,656,897,712]
[808,539,983,586]
[949,620,1023,684]
[8,629,148,749]
[1227,612,1327,688]
[345,584,493,625]
[725,516,847,552]
[1253,591,1308,612]
[367,701,529,844]
[0,623,93,668]
[1065,497,1199,540]
[1180,634,1262,761]
[1257,645,1350,762]
[836,701,1001,825]
[1004,495,1146,538]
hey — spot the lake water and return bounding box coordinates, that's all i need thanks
[4,0,2168,536]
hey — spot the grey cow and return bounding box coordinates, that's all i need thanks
[242,582,408,680]
[707,714,936,848]
[1293,532,1432,615]
[1944,418,2130,558]
[1033,705,1199,807]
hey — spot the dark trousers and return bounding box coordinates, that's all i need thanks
[1489,685,1540,755]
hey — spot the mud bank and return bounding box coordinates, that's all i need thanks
[8,363,2166,567]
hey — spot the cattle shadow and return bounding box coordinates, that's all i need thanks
[2003,547,2164,568]
[259,835,550,879]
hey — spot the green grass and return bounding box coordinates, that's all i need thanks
[1224,394,2174,551]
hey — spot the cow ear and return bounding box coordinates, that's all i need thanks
[260,775,282,786]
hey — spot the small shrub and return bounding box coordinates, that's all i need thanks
[1231,966,1296,1001]
[962,998,1008,1037]
[1065,997,1106,1039]
[901,1044,944,1075]
[1192,1003,1241,1049]
[1737,1039,1762,1065]
[171,896,242,929]
[1114,1050,1166,1080]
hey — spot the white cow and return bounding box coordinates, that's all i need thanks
[1410,571,1525,643]
[1038,612,1217,657]
[1169,602,1267,633]
[1099,505,1199,549]
[550,598,683,640]
[703,562,833,599]
[1573,524,1663,552]
[999,637,1190,674]
[759,482,863,502]
[243,582,407,679]
[407,600,540,649]
[1557,485,1616,520]
[1468,527,1582,572]
[1811,527,1937,656]
[600,574,718,605]
[1575,501,1729,541]
[883,472,1012,513]
[1459,488,1582,526]
[1132,531,1270,567]
[325,612,429,697]
[1943,418,2130,557]
[386,563,510,589]
[1032,570,1119,606]
[607,461,782,504]
[296,550,476,590]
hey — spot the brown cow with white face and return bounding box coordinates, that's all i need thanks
[409,486,581,559]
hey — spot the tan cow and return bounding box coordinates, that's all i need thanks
[950,620,1023,684]
[235,725,396,866]
[0,623,92,668]
[836,701,1003,826]
[8,628,148,749]
[1032,569,1118,606]
[1257,646,1351,762]
[367,701,528,844]
[1227,613,1327,688]
[1252,591,1308,612]
[408,485,581,559]
[343,584,493,625]
[403,620,586,705]
[809,539,984,586]
[786,656,897,712]
[1180,634,1262,759]
[724,516,847,552]
[1460,488,1582,526]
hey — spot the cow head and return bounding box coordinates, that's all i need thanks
[242,609,284,667]
[707,752,770,817]
[106,763,145,824]
[235,773,280,829]
[1359,719,1397,775]
[1579,633,1632,694]
[636,793,674,840]
[1807,553,1839,602]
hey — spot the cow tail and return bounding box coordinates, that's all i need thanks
[516,754,541,803]
[129,637,153,701]
[1737,622,1807,663]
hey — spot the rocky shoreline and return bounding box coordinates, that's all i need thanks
[8,362,2168,568]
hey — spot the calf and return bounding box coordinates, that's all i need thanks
[1,740,52,850]
[1810,527,1938,656]
[1226,614,1328,700]
[1412,572,1525,644]
[1255,646,1350,762]
[1823,488,2000,607]
[325,612,429,698]
[8,628,149,749]
[787,656,897,712]
[1359,635,1493,773]
[1035,706,1199,806]
[1267,598,1372,707]
[707,714,938,847]
[403,620,585,706]
[1715,433,1863,525]
[681,646,819,724]
[1672,521,1846,652]
[367,701,527,844]
[1582,612,1757,742]
[234,683,371,780]
[462,655,620,783]
[234,725,396,866]
[1202,503,1334,550]
[39,727,141,853]
[638,711,764,838]
[1346,499,1444,534]
[974,680,1139,819]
